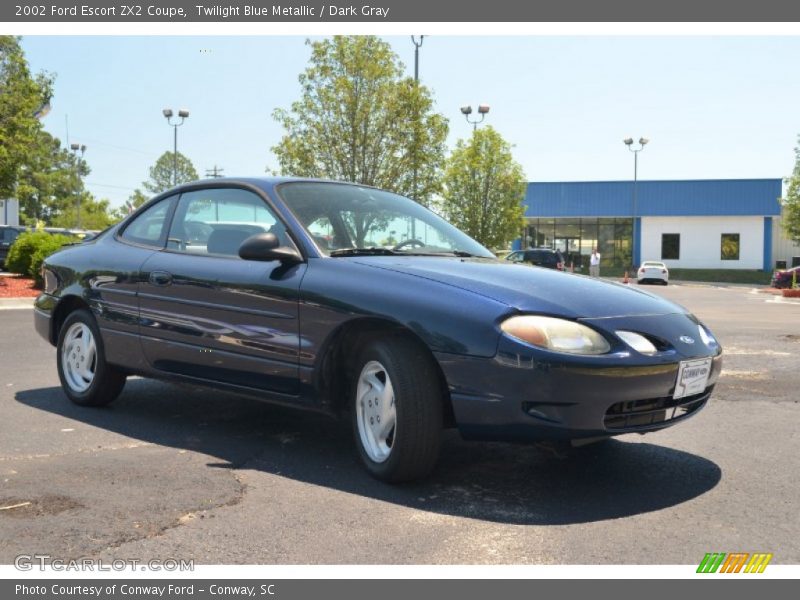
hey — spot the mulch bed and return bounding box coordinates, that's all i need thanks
[0,275,40,298]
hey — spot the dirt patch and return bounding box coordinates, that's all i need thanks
[781,334,800,342]
[0,495,83,518]
[0,275,39,298]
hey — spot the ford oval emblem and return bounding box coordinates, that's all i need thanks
[679,335,695,344]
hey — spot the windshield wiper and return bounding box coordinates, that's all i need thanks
[329,247,400,257]
[407,250,478,258]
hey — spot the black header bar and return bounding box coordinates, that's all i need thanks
[4,0,800,22]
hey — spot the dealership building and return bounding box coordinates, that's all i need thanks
[514,178,799,271]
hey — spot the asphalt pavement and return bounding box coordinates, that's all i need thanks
[0,284,798,564]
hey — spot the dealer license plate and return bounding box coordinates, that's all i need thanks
[673,357,712,399]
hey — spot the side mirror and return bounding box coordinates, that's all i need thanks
[238,232,302,264]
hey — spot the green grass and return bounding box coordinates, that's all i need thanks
[594,267,772,285]
[667,269,772,285]
[493,255,773,285]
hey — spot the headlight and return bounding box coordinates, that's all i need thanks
[501,315,610,355]
[616,330,657,355]
[698,324,717,347]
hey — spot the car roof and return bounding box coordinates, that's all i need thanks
[167,176,380,195]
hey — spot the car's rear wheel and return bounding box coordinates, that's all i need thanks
[57,309,126,407]
[351,336,442,483]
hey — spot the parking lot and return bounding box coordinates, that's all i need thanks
[0,283,798,565]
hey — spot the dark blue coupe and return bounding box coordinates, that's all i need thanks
[34,178,722,482]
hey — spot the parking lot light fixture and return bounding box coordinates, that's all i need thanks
[69,143,86,229]
[623,136,649,269]
[163,107,190,186]
[461,104,490,131]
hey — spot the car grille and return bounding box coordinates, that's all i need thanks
[604,387,712,431]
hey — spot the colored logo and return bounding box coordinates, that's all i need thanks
[697,552,773,573]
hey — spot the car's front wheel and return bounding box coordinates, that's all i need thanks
[351,336,442,483]
[57,309,126,407]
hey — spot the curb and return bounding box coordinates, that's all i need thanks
[0,297,35,310]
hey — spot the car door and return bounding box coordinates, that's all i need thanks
[137,186,306,396]
[96,196,178,370]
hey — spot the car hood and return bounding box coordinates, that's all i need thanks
[352,257,687,319]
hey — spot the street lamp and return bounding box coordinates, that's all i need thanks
[163,108,190,186]
[410,35,425,205]
[411,35,424,82]
[461,104,490,131]
[69,143,86,229]
[623,136,649,269]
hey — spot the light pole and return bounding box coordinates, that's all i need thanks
[69,143,86,229]
[410,36,425,206]
[623,136,649,269]
[162,108,190,186]
[461,104,490,131]
[411,35,424,82]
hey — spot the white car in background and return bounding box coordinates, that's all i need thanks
[637,261,669,285]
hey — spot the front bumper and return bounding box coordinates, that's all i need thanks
[436,334,722,443]
[33,293,57,345]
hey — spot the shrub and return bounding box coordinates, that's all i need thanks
[5,231,74,287]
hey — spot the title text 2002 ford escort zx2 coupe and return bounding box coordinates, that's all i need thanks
[34,178,722,482]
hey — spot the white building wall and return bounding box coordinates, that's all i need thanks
[772,214,800,268]
[641,216,764,269]
[0,199,20,226]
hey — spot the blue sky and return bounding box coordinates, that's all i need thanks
[20,35,800,207]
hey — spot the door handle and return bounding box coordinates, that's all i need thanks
[149,271,173,286]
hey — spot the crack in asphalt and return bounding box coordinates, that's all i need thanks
[85,464,249,558]
[0,441,154,462]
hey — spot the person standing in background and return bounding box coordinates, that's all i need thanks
[590,247,601,277]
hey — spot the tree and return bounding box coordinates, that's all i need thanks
[50,193,115,230]
[782,136,800,245]
[0,35,53,200]
[16,130,86,224]
[142,151,198,195]
[127,188,150,209]
[272,36,448,207]
[440,127,527,250]
[110,189,149,222]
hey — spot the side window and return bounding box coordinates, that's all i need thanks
[507,252,523,262]
[166,188,285,258]
[661,233,680,260]
[721,233,740,261]
[120,197,175,248]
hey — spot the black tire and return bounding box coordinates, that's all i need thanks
[56,308,126,407]
[350,336,443,483]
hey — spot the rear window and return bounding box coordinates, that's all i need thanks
[529,250,557,263]
[1,228,22,243]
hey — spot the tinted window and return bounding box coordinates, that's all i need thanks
[166,188,284,258]
[1,228,22,243]
[661,233,680,260]
[120,197,175,248]
[529,250,557,263]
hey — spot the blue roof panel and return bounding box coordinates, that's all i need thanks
[523,179,782,217]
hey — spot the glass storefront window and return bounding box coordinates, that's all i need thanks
[523,217,634,269]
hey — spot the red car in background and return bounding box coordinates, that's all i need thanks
[771,266,800,288]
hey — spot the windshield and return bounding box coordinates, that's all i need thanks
[277,182,496,259]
